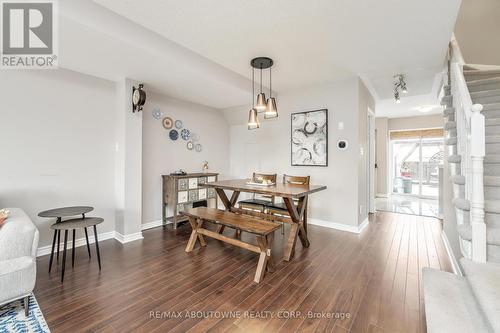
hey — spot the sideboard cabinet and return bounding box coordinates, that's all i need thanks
[162,173,218,229]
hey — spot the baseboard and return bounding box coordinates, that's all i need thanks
[441,230,463,276]
[114,231,144,244]
[36,231,116,257]
[141,220,170,230]
[309,218,369,234]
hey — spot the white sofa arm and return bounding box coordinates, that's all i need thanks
[0,208,39,262]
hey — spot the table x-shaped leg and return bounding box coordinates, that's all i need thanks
[283,196,310,261]
[215,188,240,233]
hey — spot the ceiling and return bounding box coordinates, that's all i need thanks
[61,0,461,109]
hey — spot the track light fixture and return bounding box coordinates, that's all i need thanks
[394,74,407,103]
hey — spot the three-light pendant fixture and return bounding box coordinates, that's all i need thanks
[248,57,278,130]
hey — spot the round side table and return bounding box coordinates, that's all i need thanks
[50,217,103,282]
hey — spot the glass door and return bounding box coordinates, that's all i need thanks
[391,134,443,199]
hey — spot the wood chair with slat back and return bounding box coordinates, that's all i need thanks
[238,172,277,212]
[265,174,310,234]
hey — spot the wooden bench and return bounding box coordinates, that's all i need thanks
[181,207,281,283]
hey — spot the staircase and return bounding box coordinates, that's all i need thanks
[423,37,500,333]
[444,68,500,263]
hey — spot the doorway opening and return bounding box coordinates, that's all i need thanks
[376,128,444,217]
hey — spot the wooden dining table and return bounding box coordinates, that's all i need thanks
[201,179,327,261]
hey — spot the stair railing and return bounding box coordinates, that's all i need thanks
[449,36,486,262]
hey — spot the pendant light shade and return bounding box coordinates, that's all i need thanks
[264,97,278,119]
[256,92,267,111]
[248,108,260,130]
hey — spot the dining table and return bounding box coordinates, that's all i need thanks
[201,179,327,261]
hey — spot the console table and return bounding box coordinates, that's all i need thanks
[162,173,218,229]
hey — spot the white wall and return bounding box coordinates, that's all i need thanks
[0,70,117,248]
[388,114,444,131]
[223,77,371,228]
[142,93,230,224]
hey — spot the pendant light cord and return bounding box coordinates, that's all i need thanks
[260,67,263,93]
[269,67,272,98]
[252,68,255,106]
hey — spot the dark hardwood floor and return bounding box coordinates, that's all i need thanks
[34,212,452,333]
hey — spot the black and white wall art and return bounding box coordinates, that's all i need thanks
[291,109,328,166]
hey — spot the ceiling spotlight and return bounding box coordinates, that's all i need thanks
[394,74,407,102]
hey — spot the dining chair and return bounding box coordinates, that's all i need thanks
[265,174,311,234]
[238,172,277,212]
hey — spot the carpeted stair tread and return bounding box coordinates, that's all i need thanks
[446,137,457,145]
[482,103,500,111]
[467,77,500,93]
[453,198,470,211]
[445,121,457,130]
[485,200,500,214]
[484,176,500,187]
[457,224,500,246]
[448,155,462,163]
[460,258,500,333]
[485,154,500,164]
[486,136,500,144]
[452,175,465,185]
[422,268,492,333]
[443,107,455,116]
[486,118,500,126]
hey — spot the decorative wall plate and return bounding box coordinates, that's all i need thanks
[152,109,163,120]
[195,143,203,152]
[187,141,194,150]
[175,120,183,129]
[162,117,173,129]
[169,129,179,141]
[181,129,190,140]
[190,132,199,141]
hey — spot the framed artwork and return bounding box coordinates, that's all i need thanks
[291,109,328,166]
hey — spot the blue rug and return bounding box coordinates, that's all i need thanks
[0,294,50,333]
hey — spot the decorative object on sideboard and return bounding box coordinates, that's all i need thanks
[170,169,187,176]
[174,120,183,129]
[291,109,328,166]
[162,117,173,129]
[187,141,194,150]
[0,209,10,226]
[202,160,209,171]
[132,83,146,112]
[181,128,190,141]
[195,143,203,152]
[169,129,179,141]
[247,57,278,130]
[152,108,163,120]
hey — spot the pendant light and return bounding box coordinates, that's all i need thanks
[264,67,278,119]
[248,67,259,130]
[248,57,278,130]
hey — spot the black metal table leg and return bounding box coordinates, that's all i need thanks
[56,230,60,261]
[93,225,101,270]
[48,229,57,273]
[61,230,68,282]
[72,229,76,267]
[84,227,91,258]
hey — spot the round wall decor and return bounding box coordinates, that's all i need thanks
[169,129,179,141]
[190,132,199,141]
[162,117,173,129]
[187,141,194,150]
[181,129,190,140]
[152,109,163,120]
[175,120,183,129]
[195,143,203,152]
